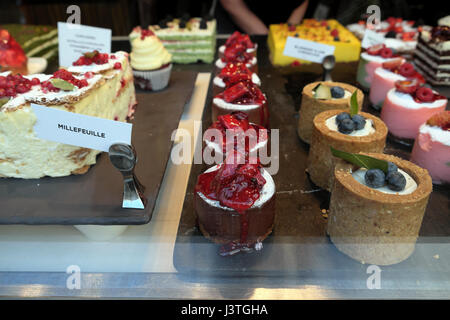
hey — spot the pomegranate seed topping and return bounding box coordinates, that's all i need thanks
[31,77,40,85]
[113,62,122,70]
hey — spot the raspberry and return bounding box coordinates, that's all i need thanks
[415,87,434,102]
[380,48,393,58]
[398,63,415,77]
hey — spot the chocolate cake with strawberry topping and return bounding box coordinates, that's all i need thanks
[194,151,276,256]
[212,81,268,127]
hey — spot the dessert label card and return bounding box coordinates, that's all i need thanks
[361,29,385,49]
[31,104,132,152]
[58,22,111,67]
[283,37,335,63]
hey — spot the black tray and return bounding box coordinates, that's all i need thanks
[0,71,197,225]
[173,38,450,278]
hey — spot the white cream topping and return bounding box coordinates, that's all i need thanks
[213,96,264,111]
[213,73,261,88]
[384,38,417,52]
[197,165,275,210]
[419,123,450,146]
[325,115,375,136]
[387,88,448,109]
[218,44,257,54]
[352,168,417,195]
[312,89,352,100]
[361,52,393,63]
[374,67,406,81]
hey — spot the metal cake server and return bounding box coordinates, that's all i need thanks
[322,55,336,82]
[108,143,147,210]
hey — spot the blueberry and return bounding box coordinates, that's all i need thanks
[386,171,406,191]
[335,112,350,125]
[352,114,366,130]
[330,86,345,98]
[387,162,398,174]
[200,19,207,29]
[337,118,355,134]
[334,36,340,41]
[365,169,386,188]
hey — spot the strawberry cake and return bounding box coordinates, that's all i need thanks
[212,62,260,96]
[218,31,257,60]
[194,151,276,256]
[0,29,28,75]
[411,111,450,184]
[356,43,405,91]
[380,80,448,144]
[212,81,269,128]
[369,58,425,109]
[204,111,268,160]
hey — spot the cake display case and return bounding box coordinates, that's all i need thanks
[0,19,449,301]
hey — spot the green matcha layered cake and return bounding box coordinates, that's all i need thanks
[130,17,216,64]
[0,24,58,61]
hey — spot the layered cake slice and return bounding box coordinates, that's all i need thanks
[0,51,136,179]
[144,17,216,64]
[411,111,450,184]
[380,80,447,144]
[194,151,276,256]
[414,26,450,86]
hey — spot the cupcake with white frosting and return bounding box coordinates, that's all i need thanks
[129,29,172,91]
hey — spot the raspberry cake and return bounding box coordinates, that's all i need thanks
[218,31,257,59]
[0,51,136,179]
[215,44,257,74]
[369,59,425,109]
[212,62,261,96]
[328,153,432,265]
[356,43,405,91]
[204,111,268,160]
[194,152,276,256]
[411,111,450,184]
[297,81,364,144]
[414,26,450,86]
[380,80,447,144]
[212,81,269,128]
[307,109,387,191]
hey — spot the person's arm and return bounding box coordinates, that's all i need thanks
[220,0,269,35]
[287,0,309,25]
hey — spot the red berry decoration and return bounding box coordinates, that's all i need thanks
[395,79,419,94]
[366,43,385,55]
[382,58,403,71]
[330,29,339,37]
[415,87,434,102]
[113,62,122,70]
[398,63,416,77]
[380,47,393,58]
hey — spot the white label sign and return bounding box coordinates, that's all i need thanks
[283,37,335,63]
[58,22,111,67]
[31,104,132,152]
[361,29,385,49]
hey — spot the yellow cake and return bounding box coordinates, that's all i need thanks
[267,19,361,66]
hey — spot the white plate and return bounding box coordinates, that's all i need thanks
[27,57,47,74]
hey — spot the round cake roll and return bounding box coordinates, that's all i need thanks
[297,81,364,144]
[328,153,433,265]
[307,109,387,191]
[194,164,276,255]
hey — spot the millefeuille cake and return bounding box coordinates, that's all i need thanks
[0,51,136,179]
[414,26,450,86]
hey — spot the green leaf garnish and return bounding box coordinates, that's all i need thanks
[50,78,75,91]
[349,90,359,116]
[0,98,10,108]
[330,147,389,173]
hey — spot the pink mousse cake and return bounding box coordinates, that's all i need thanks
[212,61,261,96]
[369,58,425,109]
[212,81,269,128]
[356,43,405,91]
[411,111,450,184]
[380,80,448,142]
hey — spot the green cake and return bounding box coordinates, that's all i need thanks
[130,17,216,64]
[0,24,58,62]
